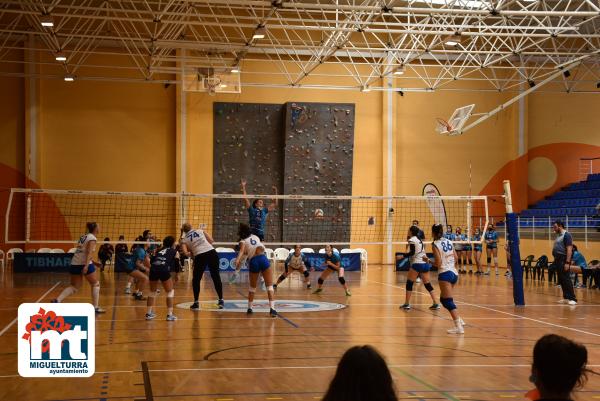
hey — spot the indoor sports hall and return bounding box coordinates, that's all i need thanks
[1,1,600,401]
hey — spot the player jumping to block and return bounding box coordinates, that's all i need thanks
[312,245,351,296]
[432,224,466,334]
[146,236,178,321]
[273,245,311,290]
[180,223,224,310]
[234,223,277,317]
[241,179,278,241]
[52,222,105,313]
[398,225,440,311]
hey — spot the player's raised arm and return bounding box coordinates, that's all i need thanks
[204,230,215,244]
[268,185,278,211]
[241,179,250,209]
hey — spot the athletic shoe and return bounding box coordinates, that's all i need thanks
[495,269,499,276]
[459,318,467,326]
[218,299,225,309]
[345,289,352,297]
[269,308,277,317]
[50,299,58,303]
[557,299,568,304]
[156,288,161,294]
[124,287,132,294]
[567,300,578,305]
[484,271,490,276]
[574,283,585,289]
[306,284,312,290]
[166,314,178,321]
[228,272,238,284]
[400,303,411,310]
[468,270,473,275]
[145,312,156,320]
[429,303,441,310]
[190,302,200,310]
[134,293,146,301]
[447,326,465,334]
[272,284,278,291]
[95,307,106,314]
[247,308,253,314]
[416,277,422,283]
[313,288,323,294]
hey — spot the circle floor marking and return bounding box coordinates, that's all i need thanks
[176,299,346,313]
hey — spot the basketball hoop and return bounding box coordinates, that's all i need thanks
[435,117,453,135]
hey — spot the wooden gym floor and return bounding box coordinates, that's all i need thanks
[1,266,600,401]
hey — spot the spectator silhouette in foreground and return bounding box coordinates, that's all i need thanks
[527,334,595,401]
[322,345,398,401]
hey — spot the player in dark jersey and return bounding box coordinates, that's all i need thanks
[241,179,278,240]
[145,236,178,321]
[313,245,351,296]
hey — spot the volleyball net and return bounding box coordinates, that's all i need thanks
[4,188,489,247]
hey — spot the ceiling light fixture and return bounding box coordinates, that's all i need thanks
[252,25,266,40]
[394,65,405,75]
[40,14,54,27]
[360,85,371,92]
[64,74,75,82]
[55,51,66,62]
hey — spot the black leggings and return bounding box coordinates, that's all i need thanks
[192,249,223,302]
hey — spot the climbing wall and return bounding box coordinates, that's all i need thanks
[212,102,284,242]
[282,102,355,243]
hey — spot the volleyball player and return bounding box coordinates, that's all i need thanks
[124,235,150,300]
[145,236,178,321]
[397,226,440,310]
[472,227,483,274]
[273,245,311,290]
[180,222,224,310]
[485,223,499,275]
[51,222,105,313]
[234,223,276,316]
[431,224,465,334]
[241,179,278,241]
[312,245,351,296]
[454,227,466,274]
[444,225,455,241]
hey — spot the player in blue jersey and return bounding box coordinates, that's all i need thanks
[313,245,351,296]
[484,223,499,275]
[454,227,467,274]
[241,179,278,241]
[444,225,455,241]
[472,227,483,275]
[145,236,178,321]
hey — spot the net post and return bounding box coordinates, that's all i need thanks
[25,194,31,245]
[4,189,13,244]
[503,180,524,306]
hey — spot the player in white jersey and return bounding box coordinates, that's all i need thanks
[234,223,276,317]
[431,224,466,334]
[273,245,311,290]
[180,223,224,310]
[52,222,105,313]
[397,225,440,311]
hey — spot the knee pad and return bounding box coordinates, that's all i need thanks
[318,278,324,285]
[424,282,434,293]
[249,287,256,293]
[267,285,274,292]
[338,277,346,285]
[278,274,286,282]
[303,270,310,278]
[406,279,414,291]
[167,289,174,298]
[487,257,491,264]
[440,297,457,311]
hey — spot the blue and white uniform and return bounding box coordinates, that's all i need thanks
[248,206,269,240]
[70,233,97,275]
[242,234,270,273]
[285,252,308,272]
[472,232,483,252]
[434,237,458,284]
[485,230,498,249]
[408,235,430,273]
[444,231,456,241]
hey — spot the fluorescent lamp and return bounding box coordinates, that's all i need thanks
[64,74,75,82]
[445,40,458,46]
[230,68,239,73]
[360,85,371,92]
[219,83,227,88]
[40,15,54,27]
[55,51,67,62]
[394,65,405,75]
[253,26,266,39]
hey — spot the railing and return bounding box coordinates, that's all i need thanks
[492,215,600,247]
[579,157,600,182]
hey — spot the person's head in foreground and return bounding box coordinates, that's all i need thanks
[322,345,397,401]
[531,334,590,401]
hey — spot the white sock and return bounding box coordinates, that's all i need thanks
[92,285,100,308]
[126,282,131,289]
[454,318,463,328]
[269,299,275,309]
[147,307,153,314]
[248,300,253,309]
[167,307,173,315]
[57,286,78,302]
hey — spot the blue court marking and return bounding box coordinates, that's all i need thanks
[276,312,299,328]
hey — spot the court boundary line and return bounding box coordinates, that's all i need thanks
[368,279,600,338]
[0,281,61,337]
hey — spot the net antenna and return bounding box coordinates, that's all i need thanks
[435,104,475,136]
